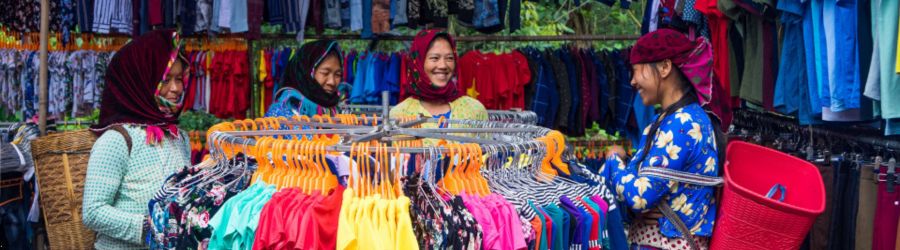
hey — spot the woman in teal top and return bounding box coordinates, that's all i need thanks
[266,40,346,118]
[83,30,192,250]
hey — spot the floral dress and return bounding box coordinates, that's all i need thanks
[605,103,719,241]
[147,158,251,250]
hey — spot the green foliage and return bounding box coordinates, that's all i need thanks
[179,111,223,132]
[456,0,643,52]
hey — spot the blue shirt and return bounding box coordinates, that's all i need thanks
[612,51,635,136]
[474,0,501,28]
[350,53,370,103]
[774,0,805,115]
[824,0,861,112]
[803,0,824,117]
[361,0,373,38]
[350,0,363,31]
[608,103,719,238]
[526,50,560,128]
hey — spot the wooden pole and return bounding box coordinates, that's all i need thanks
[38,0,49,135]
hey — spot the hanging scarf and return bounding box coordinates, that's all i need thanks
[629,28,714,106]
[282,40,343,108]
[401,29,463,103]
[91,29,188,144]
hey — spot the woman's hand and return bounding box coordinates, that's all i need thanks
[641,208,664,225]
[605,145,628,159]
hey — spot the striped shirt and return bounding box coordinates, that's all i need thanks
[92,0,132,34]
[82,125,190,250]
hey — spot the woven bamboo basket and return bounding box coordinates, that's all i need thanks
[32,129,97,250]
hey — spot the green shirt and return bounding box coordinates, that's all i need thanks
[82,125,190,250]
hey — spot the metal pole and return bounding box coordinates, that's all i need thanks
[381,91,391,131]
[38,0,49,135]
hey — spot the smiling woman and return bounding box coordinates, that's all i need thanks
[391,29,488,128]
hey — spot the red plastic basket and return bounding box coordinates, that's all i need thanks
[710,141,825,250]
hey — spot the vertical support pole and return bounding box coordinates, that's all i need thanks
[38,0,50,135]
[381,91,391,131]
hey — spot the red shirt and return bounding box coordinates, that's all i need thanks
[459,51,498,109]
[312,186,345,250]
[253,188,298,250]
[511,50,533,109]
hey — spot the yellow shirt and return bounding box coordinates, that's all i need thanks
[337,189,357,250]
[395,196,419,249]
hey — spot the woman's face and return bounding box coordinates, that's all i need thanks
[159,60,185,104]
[314,54,343,94]
[423,38,456,88]
[631,63,662,106]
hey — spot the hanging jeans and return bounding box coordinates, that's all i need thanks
[827,160,859,250]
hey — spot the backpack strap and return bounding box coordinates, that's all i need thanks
[108,125,132,155]
[659,202,701,250]
[641,166,723,250]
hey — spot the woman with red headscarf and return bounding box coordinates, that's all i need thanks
[604,29,727,250]
[391,29,488,129]
[82,30,192,250]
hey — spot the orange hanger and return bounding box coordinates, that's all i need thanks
[250,136,270,185]
[351,142,361,196]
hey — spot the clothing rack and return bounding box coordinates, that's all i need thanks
[338,104,540,125]
[732,109,900,151]
[210,91,555,154]
[260,34,641,41]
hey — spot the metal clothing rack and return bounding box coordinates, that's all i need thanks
[260,34,641,42]
[338,104,540,125]
[211,92,555,154]
[732,109,900,151]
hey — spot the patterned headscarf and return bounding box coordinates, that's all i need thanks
[401,29,463,103]
[282,40,343,107]
[92,30,188,144]
[630,29,714,106]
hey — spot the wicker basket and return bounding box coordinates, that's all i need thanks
[32,129,98,250]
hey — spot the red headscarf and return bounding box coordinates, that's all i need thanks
[401,29,463,103]
[630,29,714,106]
[91,30,186,143]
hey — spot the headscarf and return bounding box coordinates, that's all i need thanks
[629,29,714,106]
[91,29,187,144]
[282,40,343,108]
[401,29,463,103]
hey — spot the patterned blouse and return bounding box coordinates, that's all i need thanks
[83,125,191,250]
[389,96,488,145]
[606,103,719,238]
[265,87,340,118]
